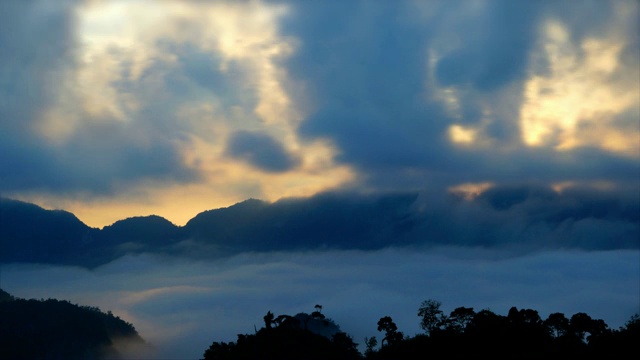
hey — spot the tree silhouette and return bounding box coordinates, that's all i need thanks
[376,316,403,346]
[263,311,275,329]
[202,302,638,360]
[417,299,444,335]
[312,304,325,320]
[544,312,570,338]
[569,312,597,342]
[364,336,377,357]
[444,306,475,333]
[203,308,361,360]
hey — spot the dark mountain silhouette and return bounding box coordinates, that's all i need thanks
[183,192,419,252]
[100,215,182,250]
[0,289,145,360]
[184,198,272,253]
[0,197,102,267]
[0,192,420,267]
[1,185,638,268]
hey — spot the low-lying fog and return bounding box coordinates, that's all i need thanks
[3,247,639,359]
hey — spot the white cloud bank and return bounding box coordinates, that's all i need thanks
[2,248,639,359]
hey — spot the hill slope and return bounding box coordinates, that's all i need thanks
[0,289,145,360]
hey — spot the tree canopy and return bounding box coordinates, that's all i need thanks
[0,289,144,360]
[202,307,360,360]
[202,300,639,360]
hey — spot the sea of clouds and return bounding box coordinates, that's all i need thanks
[2,247,639,359]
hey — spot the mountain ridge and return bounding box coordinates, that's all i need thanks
[1,186,638,268]
[0,193,421,267]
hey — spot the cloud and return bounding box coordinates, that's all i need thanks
[519,9,639,154]
[2,3,636,356]
[225,130,300,172]
[3,248,639,359]
[286,1,445,173]
[0,0,201,196]
[0,0,355,224]
[433,0,541,91]
[0,0,77,189]
[0,0,78,128]
[1,0,637,230]
[280,0,639,193]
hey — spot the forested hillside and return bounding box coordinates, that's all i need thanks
[0,289,145,360]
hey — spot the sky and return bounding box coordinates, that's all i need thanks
[1,1,639,359]
[0,0,638,228]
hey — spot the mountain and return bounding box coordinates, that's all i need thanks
[0,289,145,360]
[0,197,102,267]
[99,215,182,250]
[184,198,271,252]
[1,185,638,268]
[0,192,420,268]
[183,193,419,252]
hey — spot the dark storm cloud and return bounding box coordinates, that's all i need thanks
[283,1,445,174]
[0,0,79,191]
[411,184,639,250]
[0,0,77,133]
[446,147,640,186]
[0,120,200,195]
[434,0,541,91]
[225,130,300,172]
[56,121,198,194]
[474,184,640,233]
[279,0,638,191]
[281,0,530,185]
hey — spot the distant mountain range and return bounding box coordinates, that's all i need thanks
[1,186,638,268]
[0,192,420,268]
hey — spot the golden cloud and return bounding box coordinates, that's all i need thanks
[520,15,639,156]
[24,0,355,227]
